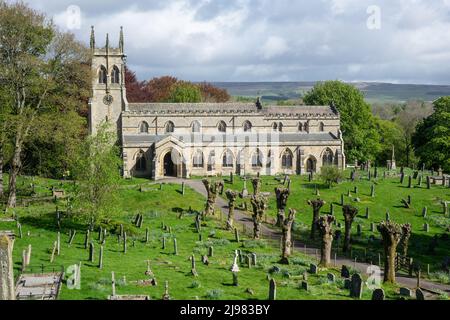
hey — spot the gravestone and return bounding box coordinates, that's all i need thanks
[372,288,385,300]
[408,176,412,188]
[365,207,370,219]
[426,176,431,189]
[309,263,318,274]
[417,175,422,186]
[371,185,375,197]
[341,265,350,278]
[350,274,363,299]
[301,281,308,291]
[344,278,351,289]
[251,253,257,266]
[399,287,412,297]
[422,207,427,218]
[370,223,376,232]
[357,224,362,236]
[269,279,276,300]
[424,223,429,232]
[327,273,336,282]
[415,288,425,300]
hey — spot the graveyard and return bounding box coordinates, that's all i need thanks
[1,167,449,300]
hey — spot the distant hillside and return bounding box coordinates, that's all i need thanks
[212,82,450,104]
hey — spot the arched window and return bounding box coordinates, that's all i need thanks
[298,122,303,132]
[165,121,175,133]
[111,66,120,84]
[278,122,283,132]
[207,151,215,171]
[272,122,278,131]
[139,121,149,134]
[281,149,293,169]
[243,120,252,132]
[251,149,263,168]
[322,148,334,166]
[218,121,227,133]
[222,149,234,168]
[319,122,325,132]
[98,65,107,84]
[266,150,273,168]
[136,151,146,172]
[193,150,204,168]
[192,121,201,133]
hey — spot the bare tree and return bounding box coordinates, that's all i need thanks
[280,209,296,264]
[275,187,290,227]
[225,189,238,230]
[399,223,412,256]
[250,194,268,239]
[307,199,326,239]
[377,221,402,283]
[202,179,223,218]
[342,205,358,252]
[251,177,261,195]
[317,215,336,267]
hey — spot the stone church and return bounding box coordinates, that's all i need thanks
[88,28,346,180]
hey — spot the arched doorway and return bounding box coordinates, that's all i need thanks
[306,157,316,173]
[163,152,176,177]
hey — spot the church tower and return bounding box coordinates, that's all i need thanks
[88,26,128,139]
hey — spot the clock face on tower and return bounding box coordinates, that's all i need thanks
[103,94,114,106]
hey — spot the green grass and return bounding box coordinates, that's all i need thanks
[1,170,447,300]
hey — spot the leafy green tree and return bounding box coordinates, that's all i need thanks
[71,122,122,227]
[413,96,450,172]
[0,2,90,207]
[167,81,202,103]
[374,118,405,166]
[319,165,344,188]
[303,81,381,163]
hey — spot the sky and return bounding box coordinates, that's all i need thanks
[9,0,450,84]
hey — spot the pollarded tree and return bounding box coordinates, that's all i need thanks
[225,189,238,230]
[342,205,358,252]
[377,220,403,283]
[307,199,326,240]
[317,215,336,267]
[280,209,296,264]
[275,187,290,227]
[202,179,224,218]
[399,223,412,257]
[251,178,261,195]
[250,194,268,239]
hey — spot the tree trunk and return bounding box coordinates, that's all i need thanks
[276,210,284,228]
[320,233,333,267]
[226,203,234,230]
[310,211,319,240]
[343,220,352,252]
[7,142,22,208]
[384,245,397,283]
[253,218,261,239]
[0,143,3,199]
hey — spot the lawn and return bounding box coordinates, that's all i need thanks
[0,175,407,300]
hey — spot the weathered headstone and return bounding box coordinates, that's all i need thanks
[408,176,412,188]
[269,279,276,300]
[350,274,363,299]
[422,207,427,218]
[341,265,350,278]
[208,246,214,257]
[426,176,431,189]
[365,207,370,219]
[327,273,336,282]
[399,287,412,297]
[301,281,308,291]
[372,288,385,300]
[89,242,95,262]
[99,245,104,269]
[309,263,318,274]
[415,288,425,300]
[370,185,375,197]
[173,238,178,255]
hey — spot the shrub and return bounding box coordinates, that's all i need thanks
[205,289,223,300]
[189,281,201,289]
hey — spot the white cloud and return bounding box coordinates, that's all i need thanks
[12,0,450,83]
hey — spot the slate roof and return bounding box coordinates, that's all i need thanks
[123,132,340,146]
[126,103,339,117]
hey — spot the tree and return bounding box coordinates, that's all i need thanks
[319,165,343,188]
[146,76,178,102]
[198,82,230,102]
[167,81,202,103]
[0,2,90,207]
[274,187,290,227]
[399,223,412,257]
[377,220,402,283]
[342,205,358,252]
[413,96,450,172]
[202,179,223,218]
[374,119,405,167]
[303,81,381,163]
[125,67,152,102]
[225,189,238,230]
[280,209,296,264]
[318,215,335,267]
[307,199,326,240]
[71,122,121,227]
[250,194,268,239]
